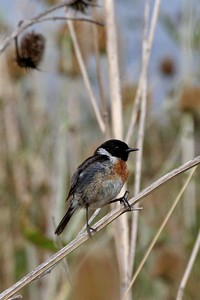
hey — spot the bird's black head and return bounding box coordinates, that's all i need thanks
[95,139,139,162]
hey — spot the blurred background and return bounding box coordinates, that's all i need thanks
[0,0,200,299]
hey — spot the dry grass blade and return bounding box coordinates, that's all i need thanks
[92,8,109,135]
[0,157,199,300]
[123,166,197,300]
[125,0,161,143]
[128,0,149,280]
[66,19,105,133]
[176,229,200,300]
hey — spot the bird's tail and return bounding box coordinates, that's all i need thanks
[55,204,76,235]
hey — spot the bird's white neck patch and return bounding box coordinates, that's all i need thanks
[97,147,117,162]
[97,147,110,156]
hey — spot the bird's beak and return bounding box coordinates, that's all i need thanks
[126,148,139,153]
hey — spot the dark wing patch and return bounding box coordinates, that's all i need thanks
[66,154,109,200]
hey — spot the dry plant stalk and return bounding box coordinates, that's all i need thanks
[125,0,161,143]
[128,0,149,282]
[125,1,161,284]
[0,156,199,300]
[104,0,129,296]
[123,166,197,300]
[176,229,200,300]
[104,0,122,139]
[66,19,105,133]
[92,8,110,136]
[181,113,196,228]
[179,2,196,231]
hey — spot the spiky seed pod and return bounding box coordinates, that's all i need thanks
[15,31,46,70]
[69,0,96,14]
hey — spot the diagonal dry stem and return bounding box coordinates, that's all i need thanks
[0,1,103,54]
[66,19,105,133]
[123,166,197,300]
[92,8,110,136]
[125,0,161,143]
[176,229,200,300]
[0,156,199,300]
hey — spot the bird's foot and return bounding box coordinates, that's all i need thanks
[110,191,143,211]
[120,191,143,211]
[87,224,97,238]
[109,191,131,210]
[119,191,132,210]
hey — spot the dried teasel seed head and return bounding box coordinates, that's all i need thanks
[15,31,46,70]
[159,56,176,77]
[69,0,96,14]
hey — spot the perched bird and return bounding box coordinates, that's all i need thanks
[55,139,138,236]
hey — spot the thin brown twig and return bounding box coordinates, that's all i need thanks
[0,156,199,300]
[34,16,104,27]
[29,0,76,21]
[0,2,103,54]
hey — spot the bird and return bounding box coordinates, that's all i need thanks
[55,139,138,236]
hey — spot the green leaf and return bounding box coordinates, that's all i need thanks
[23,228,57,251]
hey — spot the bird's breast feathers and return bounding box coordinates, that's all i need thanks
[113,159,129,182]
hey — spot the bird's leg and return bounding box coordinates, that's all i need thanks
[86,205,96,237]
[109,191,132,210]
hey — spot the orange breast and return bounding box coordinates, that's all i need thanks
[113,160,129,182]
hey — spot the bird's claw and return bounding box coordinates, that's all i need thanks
[87,225,97,238]
[120,191,132,210]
